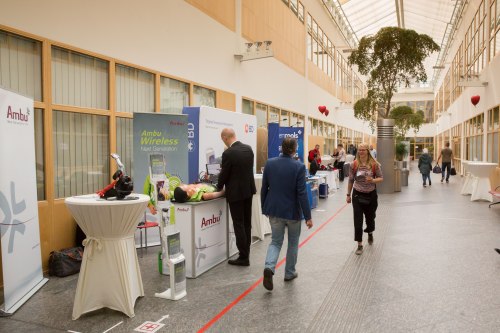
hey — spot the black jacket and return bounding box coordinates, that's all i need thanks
[217,141,256,202]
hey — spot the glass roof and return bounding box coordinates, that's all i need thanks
[337,0,459,86]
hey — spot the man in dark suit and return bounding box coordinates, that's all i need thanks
[261,137,313,291]
[217,128,256,266]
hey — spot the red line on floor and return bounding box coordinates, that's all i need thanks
[197,203,349,333]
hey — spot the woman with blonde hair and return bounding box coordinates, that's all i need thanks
[346,143,384,255]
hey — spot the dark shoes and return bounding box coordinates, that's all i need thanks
[495,248,500,255]
[284,272,298,282]
[263,268,274,290]
[429,181,432,186]
[228,257,250,266]
[423,183,427,187]
[441,178,444,183]
[368,233,374,245]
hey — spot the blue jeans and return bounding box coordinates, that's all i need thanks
[422,172,431,185]
[265,217,302,279]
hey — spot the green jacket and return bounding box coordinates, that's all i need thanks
[418,154,433,174]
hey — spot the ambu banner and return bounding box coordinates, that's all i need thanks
[133,113,189,229]
[267,123,304,162]
[0,88,47,314]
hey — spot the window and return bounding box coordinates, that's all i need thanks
[193,85,215,107]
[160,76,189,114]
[242,98,253,115]
[487,106,499,163]
[255,103,267,128]
[34,108,45,200]
[269,107,279,124]
[53,111,109,198]
[116,64,155,113]
[0,30,42,101]
[52,46,109,109]
[116,117,133,175]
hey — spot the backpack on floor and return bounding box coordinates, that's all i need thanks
[48,247,84,277]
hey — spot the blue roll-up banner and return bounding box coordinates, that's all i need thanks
[0,87,48,314]
[267,124,304,162]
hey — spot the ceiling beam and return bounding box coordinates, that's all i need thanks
[395,0,405,29]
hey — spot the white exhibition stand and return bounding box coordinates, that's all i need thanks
[174,197,228,278]
[467,162,498,202]
[316,170,339,192]
[65,193,149,319]
[252,174,272,241]
[460,161,476,195]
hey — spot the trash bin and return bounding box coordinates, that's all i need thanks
[401,168,409,186]
[394,167,401,192]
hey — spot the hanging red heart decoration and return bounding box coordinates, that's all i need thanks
[324,109,329,116]
[471,95,480,106]
[318,105,326,113]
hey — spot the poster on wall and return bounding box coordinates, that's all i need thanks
[132,113,189,242]
[183,106,257,183]
[0,87,48,314]
[267,123,304,161]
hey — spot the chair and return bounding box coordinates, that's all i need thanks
[488,186,500,208]
[136,213,161,257]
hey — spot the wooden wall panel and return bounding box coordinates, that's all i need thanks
[242,0,305,76]
[216,90,236,111]
[38,202,52,270]
[186,0,236,31]
[52,200,78,251]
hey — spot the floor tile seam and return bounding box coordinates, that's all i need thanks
[307,211,391,332]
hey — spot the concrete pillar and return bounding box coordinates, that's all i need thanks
[376,118,395,194]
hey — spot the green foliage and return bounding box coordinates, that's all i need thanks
[389,105,425,140]
[348,27,440,119]
[395,141,408,161]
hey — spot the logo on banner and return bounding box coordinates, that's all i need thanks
[188,140,195,152]
[200,209,223,229]
[6,106,30,125]
[0,182,28,253]
[244,123,255,133]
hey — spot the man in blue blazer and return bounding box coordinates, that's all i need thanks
[217,128,256,266]
[261,137,313,291]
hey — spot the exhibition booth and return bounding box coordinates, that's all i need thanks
[1,92,335,318]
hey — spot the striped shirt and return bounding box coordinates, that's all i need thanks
[349,162,383,193]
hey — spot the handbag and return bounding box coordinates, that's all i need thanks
[355,193,371,205]
[432,164,442,174]
[48,247,83,277]
[450,166,457,176]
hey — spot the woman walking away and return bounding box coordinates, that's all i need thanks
[346,143,383,255]
[418,148,433,187]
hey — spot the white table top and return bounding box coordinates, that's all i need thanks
[65,193,149,206]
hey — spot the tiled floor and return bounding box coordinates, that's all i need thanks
[1,162,499,332]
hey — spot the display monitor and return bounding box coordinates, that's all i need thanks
[206,163,221,176]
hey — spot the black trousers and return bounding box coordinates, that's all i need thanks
[228,197,253,259]
[441,162,451,181]
[352,189,378,242]
[337,161,345,181]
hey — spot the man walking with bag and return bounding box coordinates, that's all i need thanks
[436,142,454,183]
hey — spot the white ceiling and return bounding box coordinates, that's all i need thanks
[337,0,460,86]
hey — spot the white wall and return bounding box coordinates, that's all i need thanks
[0,0,372,137]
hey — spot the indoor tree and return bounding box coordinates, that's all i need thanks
[389,105,425,140]
[348,27,440,129]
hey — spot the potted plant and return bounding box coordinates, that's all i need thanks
[395,141,408,169]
